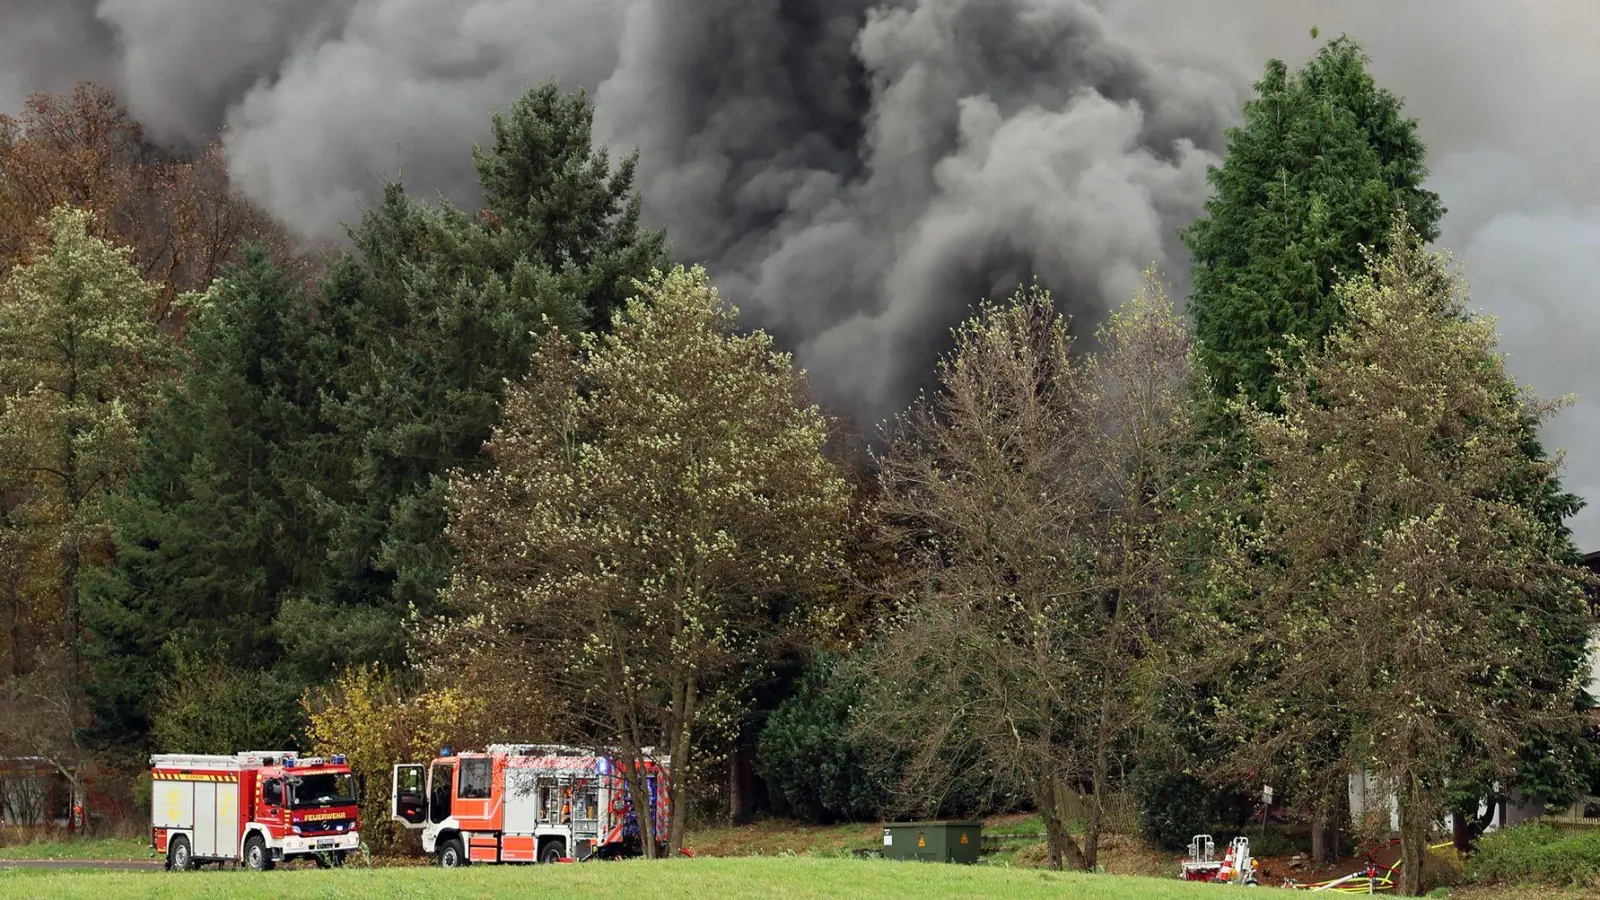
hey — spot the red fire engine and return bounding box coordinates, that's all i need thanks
[150,750,361,870]
[391,743,669,866]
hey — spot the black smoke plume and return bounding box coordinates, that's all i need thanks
[6,1,1600,545]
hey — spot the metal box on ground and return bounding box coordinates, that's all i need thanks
[881,820,981,864]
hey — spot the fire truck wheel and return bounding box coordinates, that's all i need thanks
[539,840,566,864]
[168,835,194,871]
[244,834,274,871]
[437,837,467,868]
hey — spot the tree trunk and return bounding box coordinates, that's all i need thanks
[1311,788,1341,865]
[1084,745,1110,869]
[1451,801,1472,855]
[1397,775,1428,897]
[1037,773,1088,871]
[1311,810,1327,866]
[620,744,657,860]
[59,538,80,677]
[665,676,697,854]
[1451,795,1488,854]
[728,750,755,825]
[61,350,82,682]
[5,568,23,677]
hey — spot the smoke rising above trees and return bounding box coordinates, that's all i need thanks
[4,4,1598,533]
[8,1,1596,546]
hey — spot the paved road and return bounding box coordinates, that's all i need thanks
[0,858,163,871]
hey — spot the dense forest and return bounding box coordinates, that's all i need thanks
[0,37,1593,896]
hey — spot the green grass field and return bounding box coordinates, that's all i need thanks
[0,855,1220,900]
[0,836,151,861]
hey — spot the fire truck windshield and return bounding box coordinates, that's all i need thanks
[287,772,356,809]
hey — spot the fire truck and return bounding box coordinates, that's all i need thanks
[390,743,670,866]
[150,750,361,870]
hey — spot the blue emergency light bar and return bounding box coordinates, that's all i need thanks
[440,746,452,757]
[332,754,346,765]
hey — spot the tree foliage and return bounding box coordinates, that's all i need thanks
[1221,219,1593,895]
[289,83,668,680]
[0,206,182,677]
[1182,35,1443,410]
[0,83,290,323]
[439,265,853,855]
[148,652,302,756]
[864,276,1214,871]
[81,245,332,756]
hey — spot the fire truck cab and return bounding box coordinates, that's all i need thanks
[391,743,669,867]
[150,750,361,870]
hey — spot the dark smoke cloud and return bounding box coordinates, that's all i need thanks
[593,0,1225,417]
[0,1,114,113]
[3,0,1600,548]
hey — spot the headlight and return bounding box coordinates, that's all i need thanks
[292,825,302,835]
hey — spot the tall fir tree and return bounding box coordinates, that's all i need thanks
[82,245,331,756]
[1182,35,1443,410]
[1184,35,1597,852]
[277,82,669,681]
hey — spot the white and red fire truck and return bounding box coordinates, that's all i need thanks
[150,750,361,870]
[391,743,670,866]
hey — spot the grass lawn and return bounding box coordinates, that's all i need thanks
[0,836,152,861]
[0,855,1228,900]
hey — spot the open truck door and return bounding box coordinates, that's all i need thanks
[392,764,427,827]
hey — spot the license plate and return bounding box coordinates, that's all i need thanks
[316,840,336,849]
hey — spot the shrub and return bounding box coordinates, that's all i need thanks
[1469,823,1600,888]
[1130,760,1213,852]
[301,660,558,853]
[757,650,895,823]
[149,652,302,753]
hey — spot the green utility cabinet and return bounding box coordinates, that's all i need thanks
[881,820,982,864]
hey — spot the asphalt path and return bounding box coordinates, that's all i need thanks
[0,858,163,871]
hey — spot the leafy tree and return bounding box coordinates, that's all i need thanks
[0,206,182,677]
[1222,220,1593,896]
[864,276,1214,871]
[1182,35,1443,410]
[290,83,668,680]
[81,245,332,755]
[438,265,853,856]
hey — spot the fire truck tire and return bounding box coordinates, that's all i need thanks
[244,834,275,871]
[540,840,566,864]
[437,837,467,868]
[168,835,195,871]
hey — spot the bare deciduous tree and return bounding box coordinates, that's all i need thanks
[865,275,1212,871]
